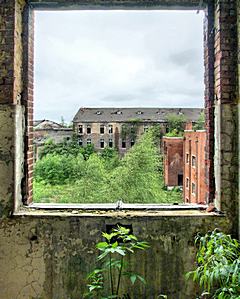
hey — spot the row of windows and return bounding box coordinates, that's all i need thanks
[78,124,149,135]
[78,138,135,149]
[78,125,113,135]
[186,153,196,166]
[186,178,196,195]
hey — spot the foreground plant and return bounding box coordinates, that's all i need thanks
[186,229,240,299]
[84,226,150,299]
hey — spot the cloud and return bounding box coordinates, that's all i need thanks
[34,10,204,122]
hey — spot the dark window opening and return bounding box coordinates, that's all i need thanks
[78,125,83,134]
[178,174,183,186]
[122,140,126,149]
[87,126,91,134]
[109,125,113,134]
[192,182,196,194]
[100,125,104,134]
[109,139,113,148]
[87,138,91,145]
[130,140,135,147]
[100,139,105,148]
[78,138,83,146]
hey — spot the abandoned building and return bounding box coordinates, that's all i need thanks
[73,107,202,154]
[163,130,207,204]
[0,1,239,299]
[183,130,207,204]
[33,119,73,160]
[163,136,184,187]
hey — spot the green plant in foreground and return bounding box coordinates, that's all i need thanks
[84,226,150,299]
[186,229,240,299]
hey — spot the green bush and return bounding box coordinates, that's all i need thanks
[186,230,240,299]
[34,153,85,185]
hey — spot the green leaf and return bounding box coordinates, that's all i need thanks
[130,274,137,285]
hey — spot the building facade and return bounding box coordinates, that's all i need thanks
[73,107,203,155]
[163,137,184,187]
[183,130,207,204]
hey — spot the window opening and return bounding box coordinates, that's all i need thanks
[186,178,189,188]
[87,125,91,134]
[109,125,113,134]
[78,125,83,134]
[192,183,196,194]
[78,138,83,146]
[100,139,105,149]
[192,156,196,167]
[33,10,205,205]
[100,125,104,134]
[109,139,113,148]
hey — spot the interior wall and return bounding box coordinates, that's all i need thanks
[0,1,239,299]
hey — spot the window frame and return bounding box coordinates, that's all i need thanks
[19,0,224,212]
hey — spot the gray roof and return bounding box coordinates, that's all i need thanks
[73,107,203,123]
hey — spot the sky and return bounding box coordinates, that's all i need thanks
[34,10,204,123]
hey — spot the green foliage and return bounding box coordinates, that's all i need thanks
[121,120,140,141]
[34,129,182,204]
[193,111,205,131]
[165,113,186,136]
[39,138,94,160]
[108,129,163,203]
[84,226,150,299]
[34,153,85,185]
[100,147,120,171]
[186,230,240,299]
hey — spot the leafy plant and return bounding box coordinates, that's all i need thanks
[186,229,240,299]
[85,226,150,299]
[193,111,205,131]
[165,113,186,137]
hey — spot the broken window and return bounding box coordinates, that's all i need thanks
[100,139,105,148]
[87,138,92,145]
[122,140,126,149]
[130,140,135,147]
[109,138,113,148]
[87,125,91,134]
[100,125,104,134]
[186,154,189,163]
[192,156,196,167]
[78,125,83,134]
[78,138,83,146]
[186,178,189,188]
[109,125,113,134]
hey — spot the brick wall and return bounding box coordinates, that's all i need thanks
[183,131,207,204]
[163,137,183,187]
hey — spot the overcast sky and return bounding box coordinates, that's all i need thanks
[34,10,204,122]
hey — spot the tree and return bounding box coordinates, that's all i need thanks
[107,129,162,203]
[165,113,186,136]
[193,111,205,131]
[76,154,108,202]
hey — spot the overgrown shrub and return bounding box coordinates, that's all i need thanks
[186,230,240,299]
[34,153,85,184]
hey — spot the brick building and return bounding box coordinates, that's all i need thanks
[163,137,184,187]
[73,107,202,154]
[183,130,207,204]
[163,129,207,204]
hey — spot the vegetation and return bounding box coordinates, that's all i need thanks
[193,111,205,131]
[84,225,150,299]
[165,113,186,137]
[33,129,182,204]
[186,230,240,299]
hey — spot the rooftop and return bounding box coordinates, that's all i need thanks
[73,107,203,123]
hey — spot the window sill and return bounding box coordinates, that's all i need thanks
[13,203,224,218]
